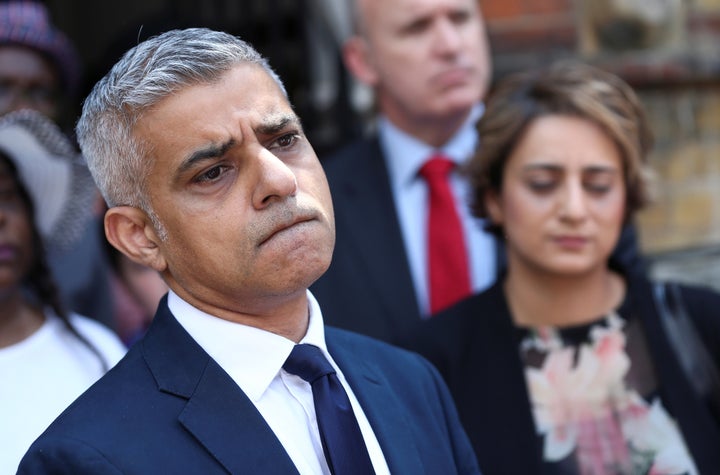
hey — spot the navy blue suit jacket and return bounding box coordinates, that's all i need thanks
[18,297,479,474]
[312,135,643,345]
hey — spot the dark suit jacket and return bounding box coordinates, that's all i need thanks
[311,135,644,345]
[18,297,479,474]
[312,136,425,344]
[401,272,720,475]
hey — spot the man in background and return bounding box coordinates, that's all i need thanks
[311,0,643,344]
[311,0,498,342]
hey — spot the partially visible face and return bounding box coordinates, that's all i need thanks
[118,255,168,317]
[358,0,491,125]
[0,46,60,120]
[0,159,34,292]
[134,64,335,315]
[486,115,626,277]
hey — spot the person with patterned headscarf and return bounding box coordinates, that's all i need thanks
[0,1,117,331]
[0,0,81,126]
[0,109,126,475]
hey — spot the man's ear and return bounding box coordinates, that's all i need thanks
[343,36,379,86]
[104,206,167,273]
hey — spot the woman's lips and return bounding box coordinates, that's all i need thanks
[553,236,589,250]
[0,244,18,261]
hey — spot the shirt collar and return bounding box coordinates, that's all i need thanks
[379,103,484,189]
[168,289,328,402]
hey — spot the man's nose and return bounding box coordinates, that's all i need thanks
[433,18,463,54]
[252,147,298,209]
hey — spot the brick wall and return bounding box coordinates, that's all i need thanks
[479,0,720,263]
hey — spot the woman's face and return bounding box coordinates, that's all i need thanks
[0,159,34,291]
[487,114,626,277]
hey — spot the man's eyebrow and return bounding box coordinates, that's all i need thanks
[178,139,235,175]
[255,114,301,135]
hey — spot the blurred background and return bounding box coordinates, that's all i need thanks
[44,0,720,288]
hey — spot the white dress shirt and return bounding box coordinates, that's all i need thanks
[168,290,390,475]
[378,104,497,316]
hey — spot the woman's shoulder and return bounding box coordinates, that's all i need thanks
[400,281,510,353]
[65,313,127,363]
[431,281,508,328]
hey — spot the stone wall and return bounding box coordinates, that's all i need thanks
[479,0,720,288]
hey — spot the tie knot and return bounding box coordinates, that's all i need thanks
[283,344,336,383]
[419,155,454,182]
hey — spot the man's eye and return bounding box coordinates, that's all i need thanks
[271,133,300,150]
[450,11,471,25]
[196,165,226,183]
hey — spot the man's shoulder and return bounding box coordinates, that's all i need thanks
[36,345,154,435]
[325,326,430,370]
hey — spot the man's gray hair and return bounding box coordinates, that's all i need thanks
[76,27,286,213]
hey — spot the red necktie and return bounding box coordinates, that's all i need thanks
[419,155,471,314]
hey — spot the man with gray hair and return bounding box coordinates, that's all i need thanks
[18,28,479,475]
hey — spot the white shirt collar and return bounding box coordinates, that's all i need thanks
[168,289,328,402]
[379,103,484,190]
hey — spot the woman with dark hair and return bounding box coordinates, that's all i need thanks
[0,110,125,474]
[404,62,720,474]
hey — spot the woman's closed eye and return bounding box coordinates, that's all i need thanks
[527,179,557,193]
[583,170,617,195]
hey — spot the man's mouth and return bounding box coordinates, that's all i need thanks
[259,214,315,246]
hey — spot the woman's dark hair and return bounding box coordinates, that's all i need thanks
[0,152,109,371]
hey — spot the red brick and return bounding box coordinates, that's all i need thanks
[479,0,524,20]
[522,0,573,15]
[487,24,577,54]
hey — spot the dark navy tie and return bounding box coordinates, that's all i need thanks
[283,344,375,475]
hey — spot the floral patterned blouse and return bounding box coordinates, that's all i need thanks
[516,296,698,475]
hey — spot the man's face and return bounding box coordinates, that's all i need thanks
[134,64,335,317]
[0,46,60,120]
[357,0,491,125]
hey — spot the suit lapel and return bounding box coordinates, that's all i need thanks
[330,137,420,325]
[178,361,299,475]
[142,300,299,475]
[327,334,425,474]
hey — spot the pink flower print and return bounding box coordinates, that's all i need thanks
[525,314,698,474]
[526,320,632,462]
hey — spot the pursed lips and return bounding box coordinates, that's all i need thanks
[432,65,473,88]
[258,214,316,246]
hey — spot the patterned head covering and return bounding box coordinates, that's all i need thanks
[0,109,96,251]
[0,1,81,94]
